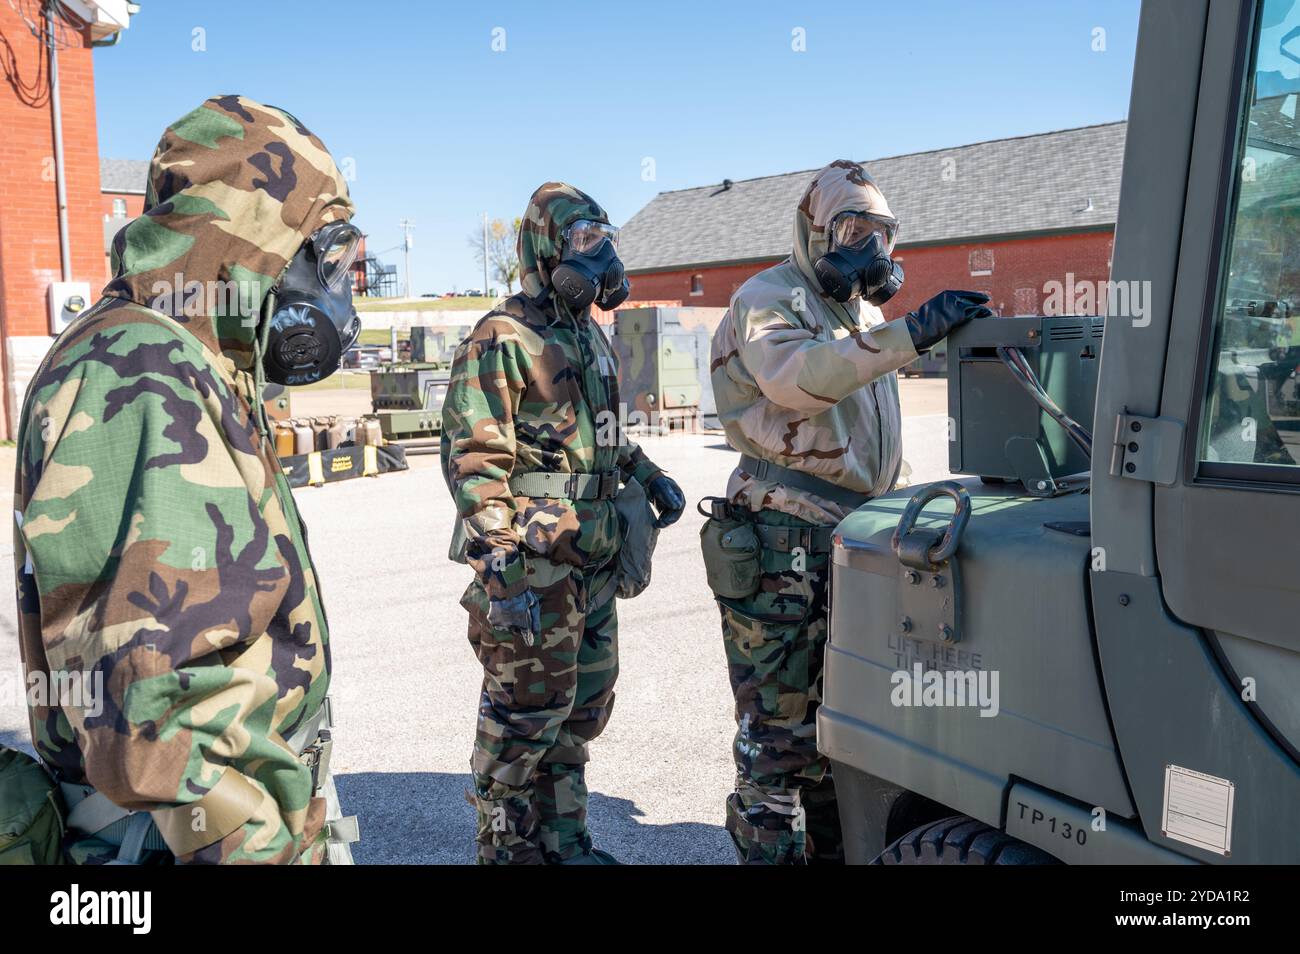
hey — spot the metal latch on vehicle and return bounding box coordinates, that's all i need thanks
[1109,412,1183,486]
[890,481,971,645]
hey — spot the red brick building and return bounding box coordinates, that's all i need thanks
[100,158,146,220]
[618,122,1126,331]
[100,156,148,273]
[0,1,134,437]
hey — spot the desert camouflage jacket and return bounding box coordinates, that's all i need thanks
[442,183,663,601]
[710,161,919,525]
[14,96,353,864]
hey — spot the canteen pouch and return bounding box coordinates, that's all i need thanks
[0,746,64,865]
[699,498,760,600]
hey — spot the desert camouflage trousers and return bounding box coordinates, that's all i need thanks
[719,510,843,864]
[461,556,618,864]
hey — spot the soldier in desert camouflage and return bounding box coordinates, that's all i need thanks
[14,96,361,864]
[442,182,685,864]
[708,160,993,863]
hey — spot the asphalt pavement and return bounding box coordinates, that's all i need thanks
[0,379,951,864]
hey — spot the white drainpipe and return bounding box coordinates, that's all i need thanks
[46,0,72,282]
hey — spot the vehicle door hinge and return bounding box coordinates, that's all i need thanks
[1109,412,1184,486]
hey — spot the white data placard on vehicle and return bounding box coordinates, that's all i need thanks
[1161,764,1234,857]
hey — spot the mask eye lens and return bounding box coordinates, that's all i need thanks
[315,225,361,290]
[835,216,871,249]
[566,220,619,255]
[339,312,361,350]
[833,212,897,253]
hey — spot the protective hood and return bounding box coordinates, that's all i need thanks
[517,181,612,307]
[792,160,894,289]
[103,95,354,372]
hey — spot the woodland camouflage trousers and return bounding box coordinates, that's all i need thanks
[719,510,843,864]
[462,557,618,864]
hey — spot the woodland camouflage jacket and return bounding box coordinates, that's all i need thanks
[14,96,353,864]
[442,183,663,601]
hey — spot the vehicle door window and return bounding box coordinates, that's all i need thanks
[1200,0,1300,470]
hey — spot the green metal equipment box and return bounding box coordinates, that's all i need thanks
[948,315,1103,488]
[369,362,449,439]
[410,326,454,364]
[608,307,704,432]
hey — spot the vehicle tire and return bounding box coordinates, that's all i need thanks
[873,815,1060,865]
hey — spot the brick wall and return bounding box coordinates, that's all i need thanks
[626,229,1116,321]
[879,230,1116,322]
[0,6,104,437]
[623,261,781,309]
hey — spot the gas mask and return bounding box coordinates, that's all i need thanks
[813,211,904,305]
[263,221,362,386]
[550,218,630,310]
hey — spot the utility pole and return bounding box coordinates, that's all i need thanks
[482,212,490,297]
[399,218,415,298]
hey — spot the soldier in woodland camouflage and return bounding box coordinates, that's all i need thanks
[709,160,992,863]
[14,96,357,864]
[442,182,684,864]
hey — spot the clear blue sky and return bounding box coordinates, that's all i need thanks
[92,0,1140,296]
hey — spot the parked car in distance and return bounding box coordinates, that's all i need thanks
[343,346,384,370]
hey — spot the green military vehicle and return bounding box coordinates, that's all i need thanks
[819,0,1300,864]
[369,362,449,440]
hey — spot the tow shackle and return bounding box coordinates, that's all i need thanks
[890,481,972,568]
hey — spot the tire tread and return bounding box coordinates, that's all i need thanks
[874,814,1059,865]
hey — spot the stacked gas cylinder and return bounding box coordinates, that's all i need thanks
[272,416,385,457]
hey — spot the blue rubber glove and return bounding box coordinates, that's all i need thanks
[647,474,686,529]
[487,590,542,645]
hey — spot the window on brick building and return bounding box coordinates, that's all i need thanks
[969,248,993,276]
[690,274,703,296]
[112,198,127,218]
[1014,286,1039,315]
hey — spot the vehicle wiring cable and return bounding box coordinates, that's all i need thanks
[996,345,1094,457]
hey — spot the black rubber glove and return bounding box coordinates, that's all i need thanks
[904,290,993,353]
[487,590,542,645]
[646,474,686,529]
